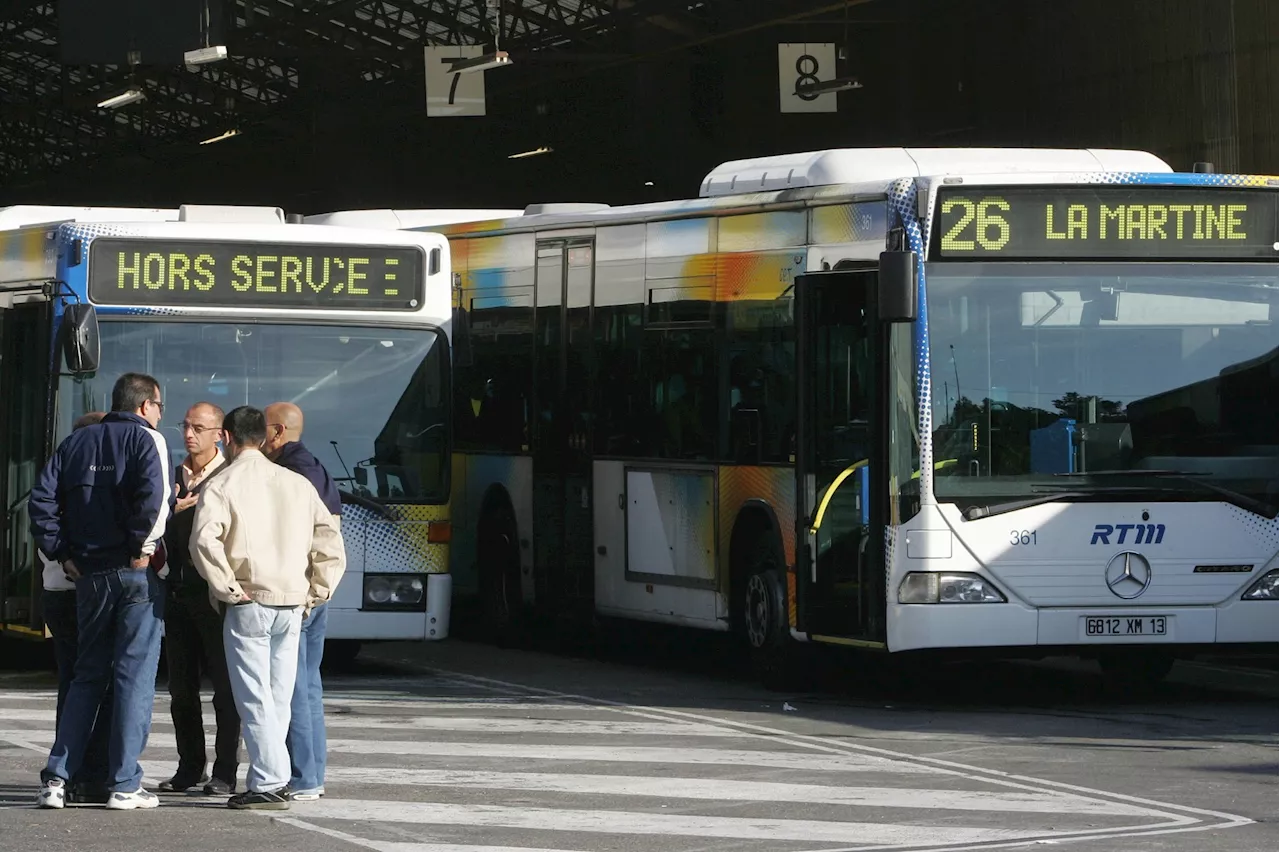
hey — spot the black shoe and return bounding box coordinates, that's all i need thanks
[227,789,289,810]
[68,782,110,805]
[158,772,209,793]
[200,777,235,796]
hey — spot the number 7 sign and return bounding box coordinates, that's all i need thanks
[426,45,488,116]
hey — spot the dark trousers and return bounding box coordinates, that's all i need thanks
[42,589,111,787]
[164,585,241,785]
[43,567,164,793]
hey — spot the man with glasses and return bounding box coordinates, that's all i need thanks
[29,372,173,810]
[157,401,241,797]
[190,406,345,810]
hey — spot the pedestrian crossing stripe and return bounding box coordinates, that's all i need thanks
[0,666,1252,852]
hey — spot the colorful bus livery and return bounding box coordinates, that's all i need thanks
[312,148,1278,687]
[0,206,454,657]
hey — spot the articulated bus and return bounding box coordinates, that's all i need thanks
[311,148,1279,686]
[0,205,454,659]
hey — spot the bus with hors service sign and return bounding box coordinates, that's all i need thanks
[309,148,1278,687]
[0,205,453,658]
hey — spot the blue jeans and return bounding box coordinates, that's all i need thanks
[42,567,164,793]
[42,589,112,787]
[286,602,328,793]
[224,601,303,793]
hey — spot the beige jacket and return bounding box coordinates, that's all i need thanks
[190,448,345,610]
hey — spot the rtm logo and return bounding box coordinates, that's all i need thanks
[1091,524,1165,545]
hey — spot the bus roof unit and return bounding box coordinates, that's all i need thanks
[699,147,1174,197]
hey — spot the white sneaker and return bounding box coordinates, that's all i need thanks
[36,778,65,809]
[105,788,160,810]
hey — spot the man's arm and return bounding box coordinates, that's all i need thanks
[28,447,66,563]
[189,486,247,602]
[305,490,346,609]
[126,427,172,561]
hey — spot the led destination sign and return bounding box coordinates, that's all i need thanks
[932,186,1278,260]
[87,238,425,310]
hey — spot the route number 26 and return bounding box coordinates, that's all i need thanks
[1010,529,1038,546]
[942,197,1012,251]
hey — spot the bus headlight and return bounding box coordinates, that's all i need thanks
[898,572,1007,604]
[1241,569,1278,601]
[363,574,427,611]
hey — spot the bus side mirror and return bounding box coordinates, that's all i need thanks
[878,250,918,323]
[63,303,100,374]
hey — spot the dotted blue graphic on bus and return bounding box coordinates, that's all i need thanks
[343,502,449,575]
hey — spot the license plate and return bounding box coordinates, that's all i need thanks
[1083,615,1168,637]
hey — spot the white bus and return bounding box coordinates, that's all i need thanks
[0,204,454,661]
[311,148,1279,687]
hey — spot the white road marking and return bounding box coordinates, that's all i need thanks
[0,729,936,774]
[295,798,1049,846]
[413,663,1252,831]
[0,709,736,737]
[313,767,1163,816]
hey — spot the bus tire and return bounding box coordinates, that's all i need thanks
[477,501,522,646]
[742,538,809,692]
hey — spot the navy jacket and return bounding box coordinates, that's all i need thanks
[29,411,173,573]
[274,441,342,516]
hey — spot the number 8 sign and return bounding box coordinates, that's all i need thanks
[778,43,837,113]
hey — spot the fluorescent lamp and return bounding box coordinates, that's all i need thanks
[794,77,863,97]
[200,128,240,145]
[508,146,552,159]
[97,89,145,109]
[447,50,511,75]
[183,45,228,66]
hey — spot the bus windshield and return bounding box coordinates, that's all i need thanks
[925,262,1278,516]
[57,320,450,504]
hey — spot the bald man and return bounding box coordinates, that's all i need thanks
[159,401,241,797]
[263,402,341,802]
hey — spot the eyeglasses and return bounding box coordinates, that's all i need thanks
[148,399,164,413]
[179,421,218,434]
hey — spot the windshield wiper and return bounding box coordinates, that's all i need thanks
[1054,470,1275,518]
[963,490,1098,520]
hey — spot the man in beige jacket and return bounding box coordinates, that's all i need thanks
[189,406,345,811]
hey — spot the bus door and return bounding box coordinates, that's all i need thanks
[532,238,596,614]
[0,299,51,636]
[794,268,886,642]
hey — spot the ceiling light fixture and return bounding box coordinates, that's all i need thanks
[794,77,863,97]
[97,89,145,109]
[448,50,511,74]
[508,146,552,159]
[200,128,241,145]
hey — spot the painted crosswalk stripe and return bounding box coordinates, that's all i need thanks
[0,709,734,737]
[131,759,1154,817]
[294,798,1050,846]
[0,729,937,774]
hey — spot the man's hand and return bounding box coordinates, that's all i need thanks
[130,556,150,569]
[175,493,199,514]
[61,560,81,581]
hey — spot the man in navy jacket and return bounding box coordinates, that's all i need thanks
[263,401,342,802]
[29,372,173,811]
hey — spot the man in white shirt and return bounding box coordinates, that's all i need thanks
[189,405,345,810]
[158,402,241,797]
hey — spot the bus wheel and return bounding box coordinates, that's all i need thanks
[1097,650,1175,695]
[478,503,521,645]
[742,541,808,691]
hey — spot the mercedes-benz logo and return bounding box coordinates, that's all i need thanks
[1105,551,1153,599]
